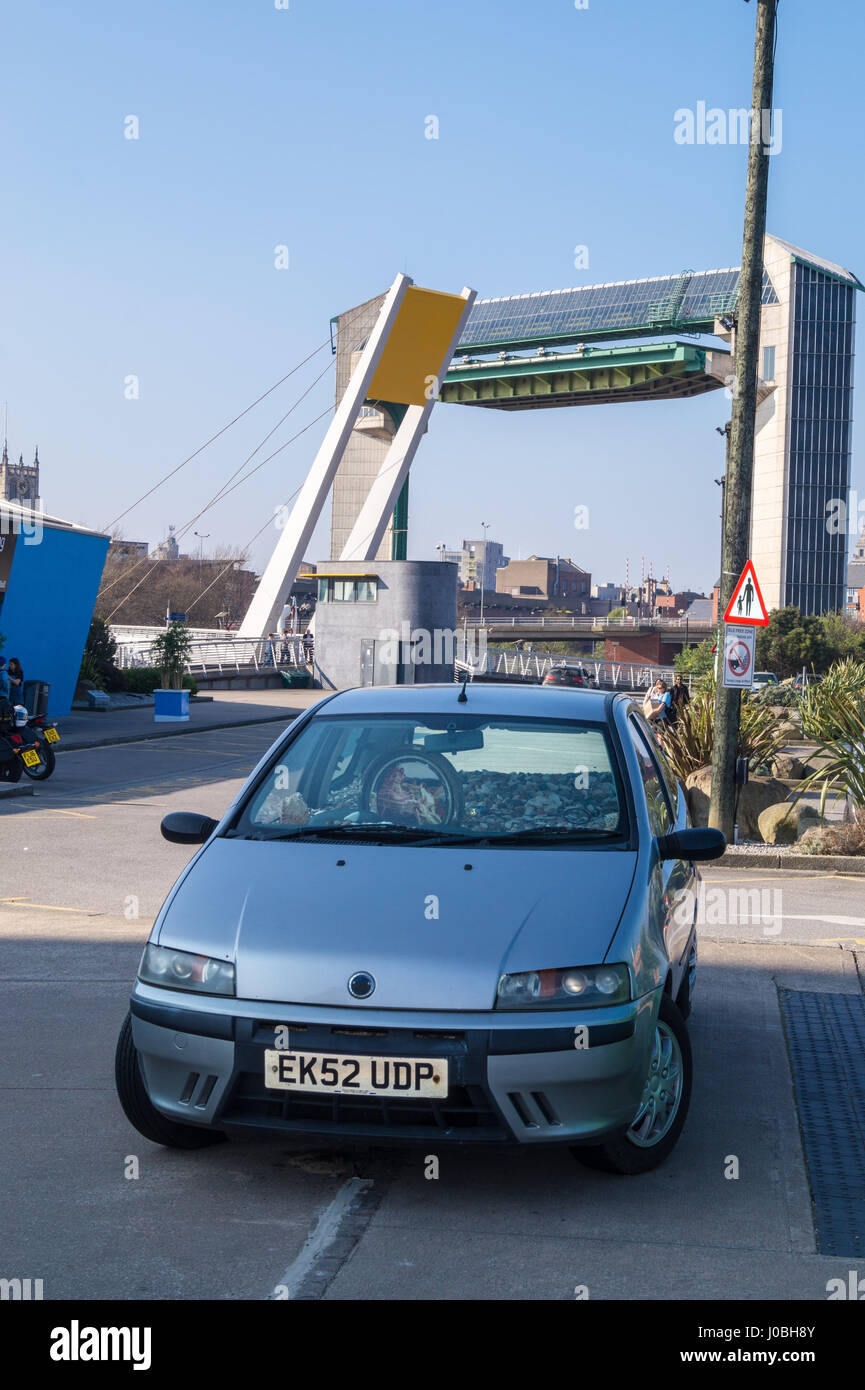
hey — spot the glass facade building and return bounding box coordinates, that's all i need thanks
[784,265,856,614]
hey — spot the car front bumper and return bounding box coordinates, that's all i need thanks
[129,982,662,1147]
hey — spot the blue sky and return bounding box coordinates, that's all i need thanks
[2,0,864,594]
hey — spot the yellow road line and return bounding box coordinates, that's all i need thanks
[0,898,98,913]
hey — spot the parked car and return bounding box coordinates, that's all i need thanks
[543,663,594,688]
[751,671,779,690]
[115,684,724,1174]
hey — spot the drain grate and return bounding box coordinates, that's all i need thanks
[779,989,865,1257]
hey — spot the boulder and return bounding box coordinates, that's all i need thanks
[770,754,806,780]
[757,801,820,845]
[735,777,792,840]
[684,767,713,827]
[776,719,803,741]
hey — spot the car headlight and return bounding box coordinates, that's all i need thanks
[138,943,236,997]
[496,963,630,1010]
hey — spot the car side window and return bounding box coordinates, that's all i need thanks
[636,716,681,813]
[627,718,674,836]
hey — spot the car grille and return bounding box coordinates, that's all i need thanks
[218,1018,510,1143]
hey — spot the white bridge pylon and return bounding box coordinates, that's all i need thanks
[238,275,476,639]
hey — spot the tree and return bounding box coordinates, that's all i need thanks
[755,607,831,679]
[674,639,715,680]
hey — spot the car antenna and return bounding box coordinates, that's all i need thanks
[457,673,469,703]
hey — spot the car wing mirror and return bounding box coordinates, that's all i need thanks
[657,826,726,863]
[160,812,219,845]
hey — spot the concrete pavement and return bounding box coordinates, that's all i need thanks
[2,708,865,1301]
[55,687,326,751]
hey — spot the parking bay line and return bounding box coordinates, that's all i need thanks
[268,1177,376,1300]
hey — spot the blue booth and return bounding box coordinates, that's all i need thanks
[0,502,109,717]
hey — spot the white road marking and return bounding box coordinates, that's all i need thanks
[269,1176,372,1300]
[782,913,865,927]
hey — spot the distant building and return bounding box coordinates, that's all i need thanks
[846,527,865,619]
[437,539,508,590]
[0,443,40,510]
[655,589,705,616]
[152,526,182,561]
[110,539,149,559]
[591,582,626,603]
[495,555,590,603]
[683,597,714,623]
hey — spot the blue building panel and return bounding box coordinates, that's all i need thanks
[0,521,109,716]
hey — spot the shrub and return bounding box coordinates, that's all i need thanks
[122,667,197,696]
[793,688,865,814]
[799,658,865,741]
[661,688,789,784]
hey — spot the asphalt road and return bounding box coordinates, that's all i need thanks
[1,723,863,1301]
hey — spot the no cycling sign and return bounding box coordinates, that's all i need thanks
[723,623,756,690]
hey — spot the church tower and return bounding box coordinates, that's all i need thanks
[0,444,41,509]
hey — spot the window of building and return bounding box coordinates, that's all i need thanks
[317,577,378,603]
[761,345,776,381]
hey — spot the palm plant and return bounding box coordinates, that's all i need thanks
[799,658,865,741]
[660,688,788,784]
[792,689,865,817]
[150,622,193,690]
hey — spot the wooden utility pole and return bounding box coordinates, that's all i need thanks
[708,0,779,838]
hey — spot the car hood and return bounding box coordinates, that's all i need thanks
[156,838,638,1011]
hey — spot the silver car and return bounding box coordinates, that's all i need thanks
[115,684,724,1174]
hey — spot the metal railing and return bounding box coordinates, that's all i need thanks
[455,647,686,690]
[465,615,713,631]
[113,634,308,674]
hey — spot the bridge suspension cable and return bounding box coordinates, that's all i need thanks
[102,403,334,621]
[97,362,334,605]
[103,337,332,532]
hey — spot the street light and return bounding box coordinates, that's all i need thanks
[194,531,210,566]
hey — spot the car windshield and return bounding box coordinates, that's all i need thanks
[233,714,627,843]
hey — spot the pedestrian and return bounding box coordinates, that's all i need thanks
[0,657,9,702]
[7,657,24,700]
[643,678,671,731]
[668,673,690,727]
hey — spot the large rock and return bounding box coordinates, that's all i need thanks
[736,777,793,840]
[757,801,820,845]
[770,754,806,780]
[684,767,713,826]
[684,770,796,839]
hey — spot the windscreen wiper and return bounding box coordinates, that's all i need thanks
[409,827,622,847]
[235,822,442,842]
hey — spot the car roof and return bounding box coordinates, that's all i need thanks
[316,682,614,721]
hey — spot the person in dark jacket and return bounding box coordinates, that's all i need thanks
[7,657,23,700]
[668,674,690,727]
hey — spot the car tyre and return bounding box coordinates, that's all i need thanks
[114,1012,225,1150]
[675,935,697,1020]
[571,994,692,1175]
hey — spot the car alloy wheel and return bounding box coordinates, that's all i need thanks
[570,995,692,1174]
[626,1018,683,1148]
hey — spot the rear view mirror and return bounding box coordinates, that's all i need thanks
[657,826,726,863]
[160,812,219,845]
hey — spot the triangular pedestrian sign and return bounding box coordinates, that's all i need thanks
[723,560,769,626]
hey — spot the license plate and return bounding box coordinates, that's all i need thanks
[44,727,59,743]
[21,749,40,767]
[264,1049,448,1099]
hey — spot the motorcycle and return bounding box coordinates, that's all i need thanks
[0,703,44,782]
[22,711,60,780]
